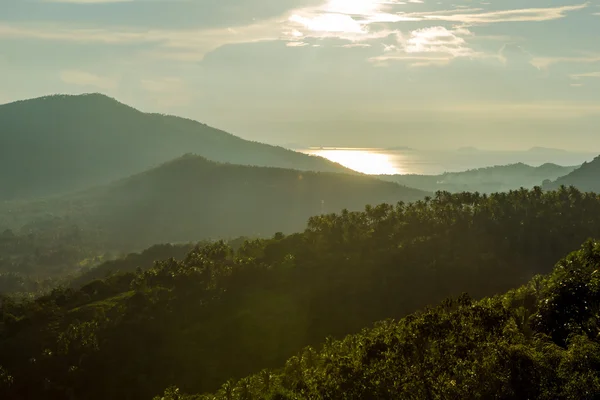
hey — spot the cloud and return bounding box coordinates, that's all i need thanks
[404,26,472,56]
[370,25,500,67]
[0,1,588,70]
[531,55,600,69]
[286,41,309,47]
[341,43,372,48]
[0,20,283,61]
[289,13,366,34]
[60,70,117,89]
[570,71,600,79]
[422,3,587,24]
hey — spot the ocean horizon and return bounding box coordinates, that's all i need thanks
[296,147,598,175]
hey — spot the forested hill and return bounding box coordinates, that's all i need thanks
[0,93,352,200]
[0,155,428,250]
[544,155,600,192]
[170,240,600,400]
[2,187,600,399]
[379,162,577,193]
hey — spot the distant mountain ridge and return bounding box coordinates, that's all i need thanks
[1,154,428,250]
[543,155,600,192]
[378,162,578,193]
[0,93,353,200]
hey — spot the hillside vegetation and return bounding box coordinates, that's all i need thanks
[0,94,351,200]
[0,155,428,250]
[167,239,600,400]
[2,187,600,399]
[379,162,577,193]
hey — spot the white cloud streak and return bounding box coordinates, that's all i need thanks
[531,55,600,69]
[570,71,600,79]
[422,3,587,23]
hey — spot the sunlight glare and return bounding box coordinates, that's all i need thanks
[308,148,399,175]
[289,0,392,34]
[289,13,366,33]
[325,0,380,15]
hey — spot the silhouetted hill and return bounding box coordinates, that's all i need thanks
[543,155,600,192]
[2,155,428,250]
[0,94,353,200]
[379,162,577,193]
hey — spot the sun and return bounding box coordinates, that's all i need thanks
[324,0,381,15]
[288,0,386,34]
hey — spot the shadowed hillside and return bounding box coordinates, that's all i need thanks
[543,155,600,192]
[0,155,428,250]
[0,94,353,200]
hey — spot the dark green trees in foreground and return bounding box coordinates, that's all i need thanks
[2,187,600,399]
[163,240,600,400]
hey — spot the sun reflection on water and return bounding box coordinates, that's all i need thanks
[302,148,400,175]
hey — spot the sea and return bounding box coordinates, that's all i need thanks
[296,147,597,176]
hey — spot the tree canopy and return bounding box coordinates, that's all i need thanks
[1,187,600,399]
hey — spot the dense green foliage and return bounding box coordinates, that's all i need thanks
[1,187,600,399]
[1,155,427,250]
[0,94,352,200]
[544,155,600,192]
[69,242,198,289]
[379,162,577,193]
[0,221,101,296]
[164,239,600,399]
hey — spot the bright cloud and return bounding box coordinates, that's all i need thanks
[60,70,117,89]
[370,25,495,67]
[404,26,472,56]
[289,13,366,33]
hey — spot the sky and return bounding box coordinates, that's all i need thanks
[1,0,600,151]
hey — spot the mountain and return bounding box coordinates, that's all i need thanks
[528,146,569,153]
[1,155,428,250]
[378,162,577,193]
[543,155,600,192]
[0,93,353,200]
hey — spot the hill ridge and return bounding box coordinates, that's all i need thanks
[0,93,354,200]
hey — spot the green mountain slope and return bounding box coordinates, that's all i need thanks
[379,162,577,193]
[1,155,428,250]
[171,240,600,400]
[544,155,600,192]
[0,94,353,200]
[2,187,600,399]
